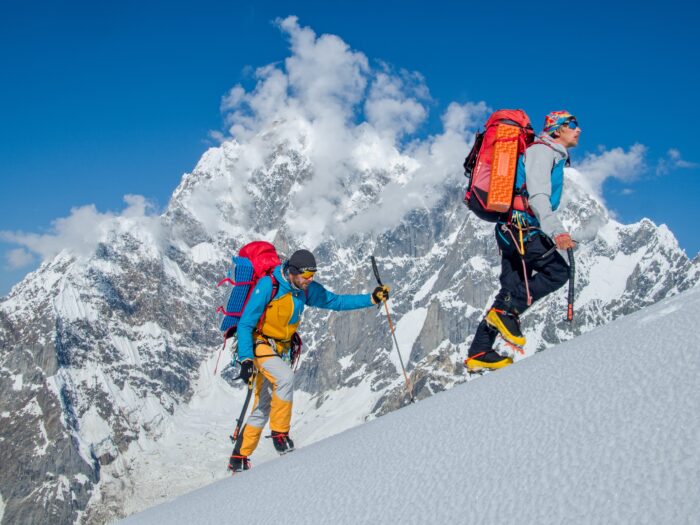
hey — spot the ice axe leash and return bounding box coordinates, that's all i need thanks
[371,256,415,404]
[566,248,575,325]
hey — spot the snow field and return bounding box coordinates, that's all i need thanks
[121,285,700,524]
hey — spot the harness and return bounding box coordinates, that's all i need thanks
[253,333,303,370]
[497,217,538,307]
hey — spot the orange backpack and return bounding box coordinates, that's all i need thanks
[463,109,535,222]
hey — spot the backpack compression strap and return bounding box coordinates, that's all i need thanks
[216,278,256,317]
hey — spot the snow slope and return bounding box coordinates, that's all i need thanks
[121,284,700,524]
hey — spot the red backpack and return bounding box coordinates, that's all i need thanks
[217,241,281,340]
[463,109,535,222]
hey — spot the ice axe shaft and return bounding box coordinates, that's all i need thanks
[230,370,256,455]
[371,256,415,403]
[566,248,575,324]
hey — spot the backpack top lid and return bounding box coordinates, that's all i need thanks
[484,109,533,131]
[238,241,281,279]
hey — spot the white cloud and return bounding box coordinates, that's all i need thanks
[1,195,163,263]
[364,69,430,138]
[572,144,647,202]
[441,101,490,136]
[280,16,369,122]
[213,16,488,247]
[657,148,698,175]
[5,248,35,269]
[221,85,246,111]
[667,148,697,168]
[207,130,226,144]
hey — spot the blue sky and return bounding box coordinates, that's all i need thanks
[1,0,699,295]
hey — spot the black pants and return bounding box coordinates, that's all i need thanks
[469,225,570,355]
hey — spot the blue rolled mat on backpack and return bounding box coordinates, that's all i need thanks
[219,257,255,334]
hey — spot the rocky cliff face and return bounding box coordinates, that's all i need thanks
[1,127,698,524]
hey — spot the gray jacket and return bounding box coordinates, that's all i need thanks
[523,134,569,238]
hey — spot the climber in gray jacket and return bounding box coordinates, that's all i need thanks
[466,110,580,371]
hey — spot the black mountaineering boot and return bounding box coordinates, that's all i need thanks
[228,454,251,473]
[270,431,295,455]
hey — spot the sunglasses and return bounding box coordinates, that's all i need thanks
[564,119,579,130]
[290,265,317,279]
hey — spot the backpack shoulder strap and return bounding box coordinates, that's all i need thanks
[270,275,279,300]
[256,274,280,333]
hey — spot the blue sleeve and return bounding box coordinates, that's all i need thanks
[305,282,374,311]
[237,277,274,361]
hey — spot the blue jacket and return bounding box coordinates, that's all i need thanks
[237,264,374,361]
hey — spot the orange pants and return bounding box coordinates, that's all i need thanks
[238,343,294,457]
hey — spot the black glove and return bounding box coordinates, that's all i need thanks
[371,285,390,304]
[238,359,255,383]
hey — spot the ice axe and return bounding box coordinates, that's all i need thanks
[228,369,256,470]
[371,256,415,404]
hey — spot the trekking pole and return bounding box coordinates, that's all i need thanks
[371,256,415,404]
[566,248,575,325]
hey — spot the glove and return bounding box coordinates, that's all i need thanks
[238,359,255,383]
[371,285,390,304]
[554,233,577,250]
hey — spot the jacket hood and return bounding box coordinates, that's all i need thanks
[537,133,569,160]
[272,264,304,297]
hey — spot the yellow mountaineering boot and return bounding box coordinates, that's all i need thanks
[464,350,513,372]
[485,308,526,347]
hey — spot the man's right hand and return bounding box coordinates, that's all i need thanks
[239,359,255,383]
[554,233,577,250]
[371,285,390,304]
